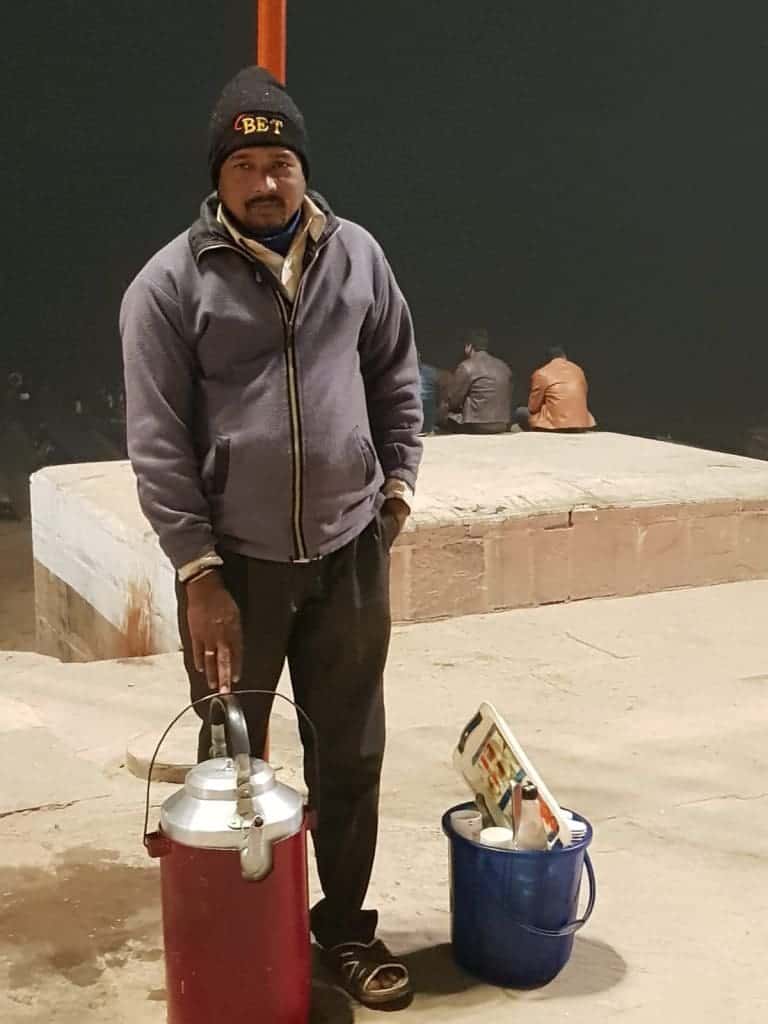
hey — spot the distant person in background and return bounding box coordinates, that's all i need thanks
[438,327,513,434]
[418,355,440,434]
[7,371,30,403]
[515,346,596,432]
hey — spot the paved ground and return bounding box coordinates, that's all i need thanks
[1,580,767,1022]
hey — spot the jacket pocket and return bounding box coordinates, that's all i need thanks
[354,428,377,485]
[202,435,231,496]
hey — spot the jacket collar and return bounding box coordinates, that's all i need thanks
[188,189,339,264]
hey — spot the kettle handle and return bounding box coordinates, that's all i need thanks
[142,690,320,850]
[209,693,251,759]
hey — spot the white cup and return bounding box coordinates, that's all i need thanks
[450,809,483,841]
[479,826,516,850]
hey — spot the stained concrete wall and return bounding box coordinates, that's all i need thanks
[30,433,768,662]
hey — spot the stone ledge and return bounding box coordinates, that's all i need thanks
[389,498,768,621]
[30,433,768,660]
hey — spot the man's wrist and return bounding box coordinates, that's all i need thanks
[184,566,219,588]
[178,551,224,583]
[382,477,413,512]
[383,495,410,524]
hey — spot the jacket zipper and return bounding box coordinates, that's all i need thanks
[197,238,308,559]
[272,240,328,561]
[197,226,340,561]
[272,289,308,561]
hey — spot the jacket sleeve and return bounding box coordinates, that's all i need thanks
[445,363,473,413]
[528,369,547,414]
[120,278,216,571]
[358,254,423,491]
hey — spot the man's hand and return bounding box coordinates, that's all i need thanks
[381,496,410,547]
[185,571,243,693]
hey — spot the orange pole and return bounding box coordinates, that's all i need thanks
[257,0,287,83]
[254,0,286,765]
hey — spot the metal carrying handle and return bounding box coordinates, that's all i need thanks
[209,694,251,793]
[516,851,597,938]
[209,694,251,759]
[142,689,320,849]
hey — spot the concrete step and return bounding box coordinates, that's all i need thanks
[29,432,768,662]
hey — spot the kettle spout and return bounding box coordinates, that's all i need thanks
[240,815,272,881]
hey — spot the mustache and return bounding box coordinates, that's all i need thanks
[245,196,284,210]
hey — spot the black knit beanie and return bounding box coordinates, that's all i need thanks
[208,66,310,187]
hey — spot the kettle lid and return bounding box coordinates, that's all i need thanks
[159,755,304,852]
[184,757,276,801]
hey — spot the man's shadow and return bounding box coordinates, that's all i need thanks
[311,936,627,1021]
[310,979,355,1024]
[403,936,627,999]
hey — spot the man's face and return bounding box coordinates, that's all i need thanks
[218,146,306,233]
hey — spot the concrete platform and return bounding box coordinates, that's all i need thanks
[1,581,767,1022]
[30,432,768,661]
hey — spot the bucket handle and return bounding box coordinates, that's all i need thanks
[516,851,596,938]
[142,690,320,850]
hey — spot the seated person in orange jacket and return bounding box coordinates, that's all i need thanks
[515,346,596,432]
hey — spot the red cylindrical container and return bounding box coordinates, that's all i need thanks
[151,822,309,1024]
[144,695,314,1024]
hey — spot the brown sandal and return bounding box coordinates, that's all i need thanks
[324,938,413,1011]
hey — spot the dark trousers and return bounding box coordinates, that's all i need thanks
[176,513,391,949]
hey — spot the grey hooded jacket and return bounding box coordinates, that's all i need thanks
[120,194,422,570]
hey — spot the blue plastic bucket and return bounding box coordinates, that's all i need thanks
[442,801,596,988]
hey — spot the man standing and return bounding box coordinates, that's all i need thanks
[121,67,421,1010]
[515,346,596,432]
[438,327,513,433]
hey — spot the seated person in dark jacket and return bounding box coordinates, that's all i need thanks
[438,328,513,434]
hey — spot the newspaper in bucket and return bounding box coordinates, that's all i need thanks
[452,701,573,848]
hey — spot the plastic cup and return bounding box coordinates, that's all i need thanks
[479,826,515,850]
[450,809,483,841]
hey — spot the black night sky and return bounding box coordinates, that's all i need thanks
[3,2,768,452]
